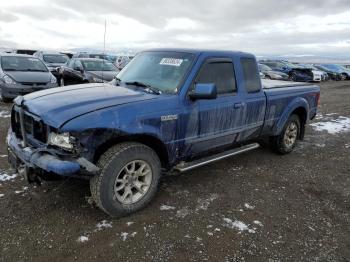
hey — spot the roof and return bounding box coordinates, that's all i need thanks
[0,53,36,58]
[75,58,109,62]
[36,51,68,55]
[142,48,255,58]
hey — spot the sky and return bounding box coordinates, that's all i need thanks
[1,0,350,56]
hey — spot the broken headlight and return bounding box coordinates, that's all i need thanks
[48,132,75,150]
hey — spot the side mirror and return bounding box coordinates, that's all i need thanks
[189,83,217,100]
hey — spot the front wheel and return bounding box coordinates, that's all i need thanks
[90,142,161,217]
[270,114,300,154]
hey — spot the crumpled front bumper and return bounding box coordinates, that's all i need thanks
[7,129,98,177]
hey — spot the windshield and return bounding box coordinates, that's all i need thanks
[259,64,272,71]
[117,51,195,94]
[43,54,68,64]
[322,64,341,70]
[81,60,117,71]
[1,56,48,72]
[283,62,300,69]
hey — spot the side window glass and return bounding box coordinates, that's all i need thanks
[68,59,75,68]
[241,58,261,93]
[195,61,237,95]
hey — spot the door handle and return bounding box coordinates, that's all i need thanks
[234,102,243,109]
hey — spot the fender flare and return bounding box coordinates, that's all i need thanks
[272,97,309,136]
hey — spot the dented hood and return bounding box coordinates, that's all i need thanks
[21,83,157,128]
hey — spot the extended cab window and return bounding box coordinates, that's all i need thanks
[241,58,261,93]
[195,61,237,95]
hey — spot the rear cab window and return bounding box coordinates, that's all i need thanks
[194,59,237,95]
[241,58,261,93]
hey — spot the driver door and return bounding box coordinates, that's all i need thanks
[181,58,245,156]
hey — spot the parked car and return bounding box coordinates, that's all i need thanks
[72,52,116,63]
[33,51,69,82]
[313,65,342,81]
[0,54,58,102]
[320,64,350,80]
[297,64,327,82]
[115,55,133,70]
[258,63,289,80]
[7,49,320,217]
[59,58,118,86]
[260,60,314,82]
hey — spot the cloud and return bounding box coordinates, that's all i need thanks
[0,0,350,56]
[0,10,18,23]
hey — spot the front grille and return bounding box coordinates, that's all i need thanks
[11,106,48,143]
[19,82,48,86]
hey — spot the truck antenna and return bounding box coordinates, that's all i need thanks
[102,20,107,82]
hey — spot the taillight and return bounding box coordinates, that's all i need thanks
[315,92,320,106]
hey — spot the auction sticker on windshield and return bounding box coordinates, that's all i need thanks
[160,58,183,67]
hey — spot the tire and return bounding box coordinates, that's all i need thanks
[1,92,12,103]
[270,114,300,154]
[290,73,297,82]
[90,142,161,217]
[341,73,347,81]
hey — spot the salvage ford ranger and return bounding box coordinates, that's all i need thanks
[7,49,320,217]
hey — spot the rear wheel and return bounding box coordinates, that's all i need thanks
[270,114,300,154]
[341,73,347,81]
[90,142,161,217]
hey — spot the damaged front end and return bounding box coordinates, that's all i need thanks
[7,96,99,184]
[291,68,314,82]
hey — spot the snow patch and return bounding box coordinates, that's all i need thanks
[0,111,10,118]
[244,203,255,210]
[253,220,263,227]
[126,221,134,226]
[0,194,4,198]
[160,205,176,211]
[223,218,256,233]
[310,116,350,134]
[77,236,89,243]
[196,193,219,211]
[0,172,18,182]
[96,220,112,231]
[120,232,137,241]
[0,155,7,158]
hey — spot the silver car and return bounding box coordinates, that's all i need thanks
[0,54,58,102]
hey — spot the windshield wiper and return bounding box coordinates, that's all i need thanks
[125,81,161,95]
[24,69,47,72]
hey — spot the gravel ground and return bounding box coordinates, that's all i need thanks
[0,81,349,262]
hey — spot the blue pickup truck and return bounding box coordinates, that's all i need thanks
[7,49,320,217]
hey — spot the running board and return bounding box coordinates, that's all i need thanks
[174,143,260,172]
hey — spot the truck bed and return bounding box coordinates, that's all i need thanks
[261,79,312,89]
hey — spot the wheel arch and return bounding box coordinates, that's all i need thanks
[273,98,309,139]
[93,134,170,169]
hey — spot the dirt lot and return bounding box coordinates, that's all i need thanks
[0,81,349,262]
